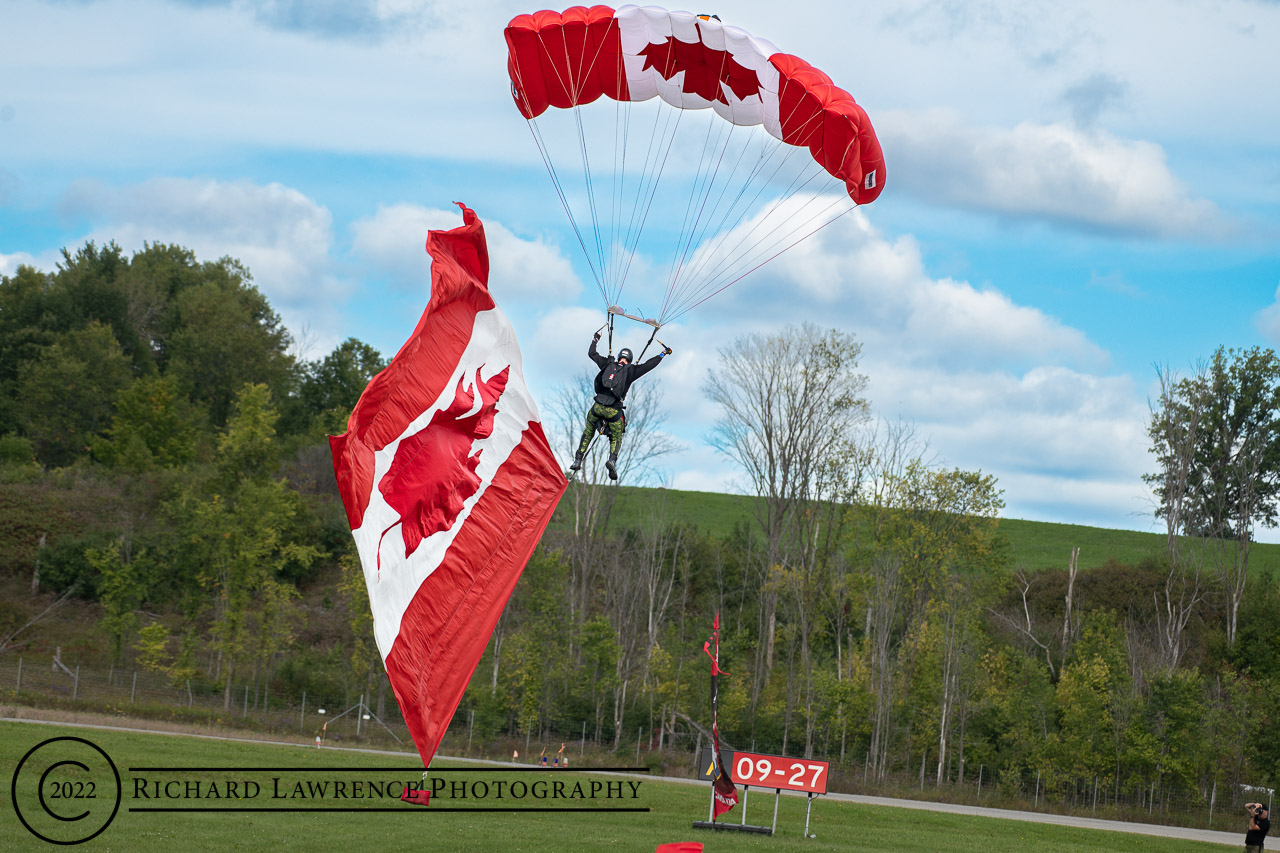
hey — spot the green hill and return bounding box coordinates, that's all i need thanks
[549,485,1280,576]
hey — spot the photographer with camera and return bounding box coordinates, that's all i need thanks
[1245,802,1270,852]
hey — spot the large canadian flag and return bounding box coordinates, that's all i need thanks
[329,203,567,770]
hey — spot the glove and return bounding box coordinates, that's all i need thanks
[662,345,673,356]
[593,332,601,342]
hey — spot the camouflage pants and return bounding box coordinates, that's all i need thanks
[576,403,625,456]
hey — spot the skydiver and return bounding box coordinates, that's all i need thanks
[569,330,671,480]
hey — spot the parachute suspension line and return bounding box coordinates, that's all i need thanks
[507,54,604,300]
[657,102,734,321]
[665,103,724,281]
[668,200,858,325]
[560,25,634,309]
[664,136,796,313]
[573,31,621,295]
[672,163,835,317]
[608,54,643,304]
[660,118,762,321]
[659,48,768,322]
[608,76,627,301]
[658,116,738,322]
[673,124,813,291]
[573,107,608,289]
[526,28,618,314]
[524,116,608,304]
[682,184,852,316]
[613,100,686,311]
[681,132,852,308]
[658,99,834,322]
[660,103,853,322]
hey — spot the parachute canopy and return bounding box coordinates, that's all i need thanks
[505,5,886,326]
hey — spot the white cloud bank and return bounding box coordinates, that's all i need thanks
[349,203,581,305]
[614,208,1152,529]
[878,111,1230,239]
[1254,283,1280,345]
[0,251,40,277]
[40,177,595,363]
[62,176,341,301]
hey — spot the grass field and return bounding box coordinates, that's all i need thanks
[1,721,1234,852]
[548,485,1280,577]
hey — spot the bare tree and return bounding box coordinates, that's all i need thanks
[851,419,927,780]
[988,569,1058,678]
[1154,553,1205,672]
[1217,433,1263,645]
[865,552,902,780]
[545,373,683,638]
[1146,350,1280,647]
[0,586,78,656]
[599,546,646,749]
[705,323,870,692]
[1145,365,1209,667]
[1146,365,1208,568]
[1062,546,1080,657]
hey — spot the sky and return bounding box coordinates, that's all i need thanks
[3,0,1279,542]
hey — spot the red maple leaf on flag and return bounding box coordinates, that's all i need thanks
[637,35,761,104]
[375,366,510,573]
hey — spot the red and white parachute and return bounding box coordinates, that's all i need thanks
[506,5,886,329]
[329,204,566,771]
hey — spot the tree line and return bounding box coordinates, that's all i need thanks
[2,243,1279,813]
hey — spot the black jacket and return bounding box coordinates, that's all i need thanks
[589,338,662,407]
[1246,814,1270,846]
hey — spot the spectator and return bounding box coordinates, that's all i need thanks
[1245,802,1270,853]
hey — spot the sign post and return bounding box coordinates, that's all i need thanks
[694,747,829,836]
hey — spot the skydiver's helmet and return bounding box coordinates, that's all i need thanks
[618,348,634,364]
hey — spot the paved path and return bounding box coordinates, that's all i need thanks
[2,716,1242,847]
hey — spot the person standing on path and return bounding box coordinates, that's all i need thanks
[1245,802,1270,852]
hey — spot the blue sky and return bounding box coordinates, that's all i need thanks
[3,0,1280,542]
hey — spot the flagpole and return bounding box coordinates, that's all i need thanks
[705,611,737,823]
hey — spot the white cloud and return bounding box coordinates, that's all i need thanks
[0,251,39,277]
[877,110,1229,239]
[55,176,348,357]
[997,470,1161,536]
[1254,283,1280,344]
[64,176,340,296]
[641,211,1151,531]
[349,203,582,305]
[878,362,1148,473]
[174,0,438,42]
[700,205,1105,372]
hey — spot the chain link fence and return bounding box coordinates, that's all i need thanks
[1,654,1270,834]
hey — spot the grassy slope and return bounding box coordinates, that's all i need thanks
[548,485,1280,576]
[0,721,1232,852]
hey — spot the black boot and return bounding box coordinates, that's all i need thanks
[605,452,618,481]
[569,450,584,472]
